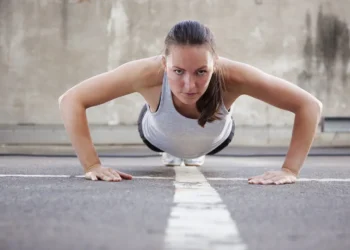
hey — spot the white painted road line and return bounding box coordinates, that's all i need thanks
[0,175,350,182]
[0,174,173,180]
[163,167,247,250]
[207,177,247,181]
[75,175,173,180]
[133,176,173,180]
[0,174,72,178]
[207,177,350,182]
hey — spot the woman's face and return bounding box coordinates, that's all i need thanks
[164,45,216,106]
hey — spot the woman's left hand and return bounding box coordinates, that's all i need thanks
[248,168,297,185]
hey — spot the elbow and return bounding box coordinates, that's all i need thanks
[58,93,74,111]
[58,94,68,110]
[58,93,85,114]
[317,100,323,124]
[297,98,323,122]
[58,95,64,106]
[309,98,323,123]
[315,99,323,119]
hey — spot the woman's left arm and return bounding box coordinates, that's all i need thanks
[221,58,323,185]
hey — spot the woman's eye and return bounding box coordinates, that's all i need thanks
[197,70,207,76]
[174,69,183,75]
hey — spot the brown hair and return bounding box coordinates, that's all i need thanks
[164,20,226,127]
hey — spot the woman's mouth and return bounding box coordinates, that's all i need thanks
[184,93,197,96]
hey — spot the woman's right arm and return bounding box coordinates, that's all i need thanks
[58,57,160,181]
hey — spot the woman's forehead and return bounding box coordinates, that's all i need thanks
[166,45,214,68]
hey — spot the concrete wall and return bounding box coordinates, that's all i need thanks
[1,0,350,146]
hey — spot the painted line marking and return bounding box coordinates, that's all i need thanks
[0,175,349,182]
[163,166,247,250]
[0,174,73,178]
[207,177,350,182]
[0,174,172,180]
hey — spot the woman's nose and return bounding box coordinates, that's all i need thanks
[184,75,195,90]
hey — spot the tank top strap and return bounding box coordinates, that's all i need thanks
[148,71,169,114]
[160,72,174,111]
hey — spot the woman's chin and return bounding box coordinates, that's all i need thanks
[172,92,200,105]
[179,97,198,105]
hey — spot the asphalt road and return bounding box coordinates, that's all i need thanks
[0,154,349,250]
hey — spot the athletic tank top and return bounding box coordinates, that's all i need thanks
[141,72,233,159]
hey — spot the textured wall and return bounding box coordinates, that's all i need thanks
[1,0,349,144]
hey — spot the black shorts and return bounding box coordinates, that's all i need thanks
[137,104,235,155]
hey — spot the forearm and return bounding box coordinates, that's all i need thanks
[59,97,101,173]
[282,101,322,176]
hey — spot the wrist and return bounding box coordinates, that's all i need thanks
[281,166,299,177]
[84,163,101,173]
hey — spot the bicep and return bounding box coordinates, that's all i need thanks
[60,60,144,109]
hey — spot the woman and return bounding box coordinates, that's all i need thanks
[59,20,322,185]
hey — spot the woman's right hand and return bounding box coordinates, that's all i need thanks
[84,164,133,182]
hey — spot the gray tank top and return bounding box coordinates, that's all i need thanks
[141,72,233,159]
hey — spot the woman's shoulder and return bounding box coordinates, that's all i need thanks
[216,57,244,93]
[217,56,264,94]
[217,56,271,86]
[216,56,244,82]
[131,55,165,92]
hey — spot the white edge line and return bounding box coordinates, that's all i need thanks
[0,174,173,180]
[207,177,350,182]
[0,174,72,178]
[0,175,349,182]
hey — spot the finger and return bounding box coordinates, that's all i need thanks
[108,168,122,181]
[84,172,91,180]
[274,178,290,185]
[250,174,276,184]
[98,173,112,182]
[248,178,263,184]
[271,175,284,183]
[249,180,264,185]
[251,175,272,184]
[261,179,275,185]
[117,170,133,180]
[261,174,276,184]
[258,178,271,185]
[85,172,98,181]
[248,174,264,181]
[291,178,297,183]
[285,176,297,184]
[105,171,118,181]
[91,173,98,181]
[105,169,121,182]
[248,171,276,181]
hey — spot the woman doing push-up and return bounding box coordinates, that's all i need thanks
[59,20,322,185]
